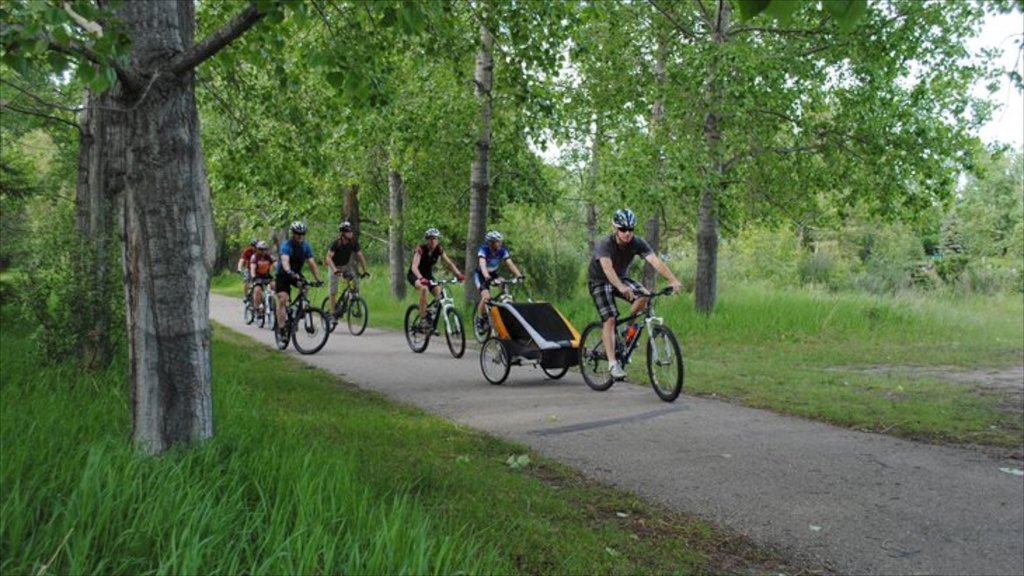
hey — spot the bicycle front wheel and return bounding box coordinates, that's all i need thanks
[244,300,255,325]
[647,325,684,402]
[579,322,614,391]
[292,307,330,355]
[404,305,429,353]
[320,296,338,333]
[472,304,490,343]
[480,337,510,384]
[347,296,368,336]
[444,308,465,358]
[265,296,277,331]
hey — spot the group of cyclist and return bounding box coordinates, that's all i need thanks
[238,207,680,380]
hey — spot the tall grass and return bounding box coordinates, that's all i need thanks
[0,320,507,575]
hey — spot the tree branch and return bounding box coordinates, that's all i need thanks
[730,15,832,37]
[1,102,81,132]
[0,78,84,113]
[167,4,265,75]
[647,0,697,40]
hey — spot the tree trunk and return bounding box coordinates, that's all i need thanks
[694,0,729,314]
[644,31,669,290]
[344,183,360,238]
[586,123,601,255]
[465,18,494,305]
[388,169,406,300]
[74,88,122,369]
[116,0,215,454]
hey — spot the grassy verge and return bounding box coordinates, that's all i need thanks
[0,307,799,575]
[215,266,1024,449]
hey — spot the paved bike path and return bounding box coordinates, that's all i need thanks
[211,294,1023,575]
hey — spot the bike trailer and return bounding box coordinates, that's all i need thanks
[488,301,581,369]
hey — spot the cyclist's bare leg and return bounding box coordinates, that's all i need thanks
[276,291,290,331]
[478,288,492,317]
[602,316,618,365]
[629,296,647,316]
[417,284,429,317]
[253,284,264,310]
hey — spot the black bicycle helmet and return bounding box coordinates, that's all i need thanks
[612,208,637,230]
[339,221,353,232]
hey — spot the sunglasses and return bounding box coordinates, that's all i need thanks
[617,227,634,233]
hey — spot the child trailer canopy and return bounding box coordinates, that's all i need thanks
[479,300,581,385]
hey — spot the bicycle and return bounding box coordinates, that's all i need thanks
[273,276,330,354]
[472,276,526,343]
[404,277,466,358]
[242,273,257,325]
[250,277,274,328]
[321,271,369,336]
[578,286,684,402]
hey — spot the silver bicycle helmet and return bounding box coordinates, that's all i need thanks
[290,221,307,235]
[612,208,637,230]
[424,227,441,239]
[256,240,268,250]
[484,230,503,243]
[339,221,353,232]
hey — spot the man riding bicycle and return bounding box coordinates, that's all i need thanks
[249,240,275,315]
[275,221,324,336]
[326,221,370,319]
[408,228,464,327]
[237,238,258,299]
[589,208,681,380]
[473,230,524,332]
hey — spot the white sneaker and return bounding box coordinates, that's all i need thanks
[609,361,626,380]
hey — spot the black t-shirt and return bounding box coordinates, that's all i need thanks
[587,234,653,285]
[329,237,361,266]
[410,243,444,278]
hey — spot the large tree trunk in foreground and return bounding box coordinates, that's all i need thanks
[388,169,406,300]
[465,19,494,305]
[694,0,729,314]
[74,86,124,369]
[117,0,217,454]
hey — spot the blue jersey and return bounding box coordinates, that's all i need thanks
[277,239,314,275]
[476,244,510,273]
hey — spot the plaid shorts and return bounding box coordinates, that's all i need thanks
[590,277,645,321]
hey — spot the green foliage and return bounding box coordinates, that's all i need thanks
[498,203,585,300]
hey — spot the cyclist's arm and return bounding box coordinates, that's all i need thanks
[442,253,460,276]
[478,256,490,280]
[505,258,523,278]
[356,250,369,275]
[249,256,257,278]
[411,251,424,280]
[326,249,338,275]
[644,253,682,293]
[599,257,629,294]
[236,256,246,273]
[306,257,322,283]
[280,253,293,274]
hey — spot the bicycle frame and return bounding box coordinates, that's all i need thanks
[612,289,669,366]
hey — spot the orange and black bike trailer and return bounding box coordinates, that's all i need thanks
[478,300,581,385]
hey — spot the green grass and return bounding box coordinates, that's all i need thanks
[0,306,792,575]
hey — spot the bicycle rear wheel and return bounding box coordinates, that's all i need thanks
[647,325,683,402]
[274,317,291,350]
[579,322,614,391]
[347,296,368,336]
[404,305,430,353]
[472,304,491,343]
[444,307,465,358]
[292,307,330,355]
